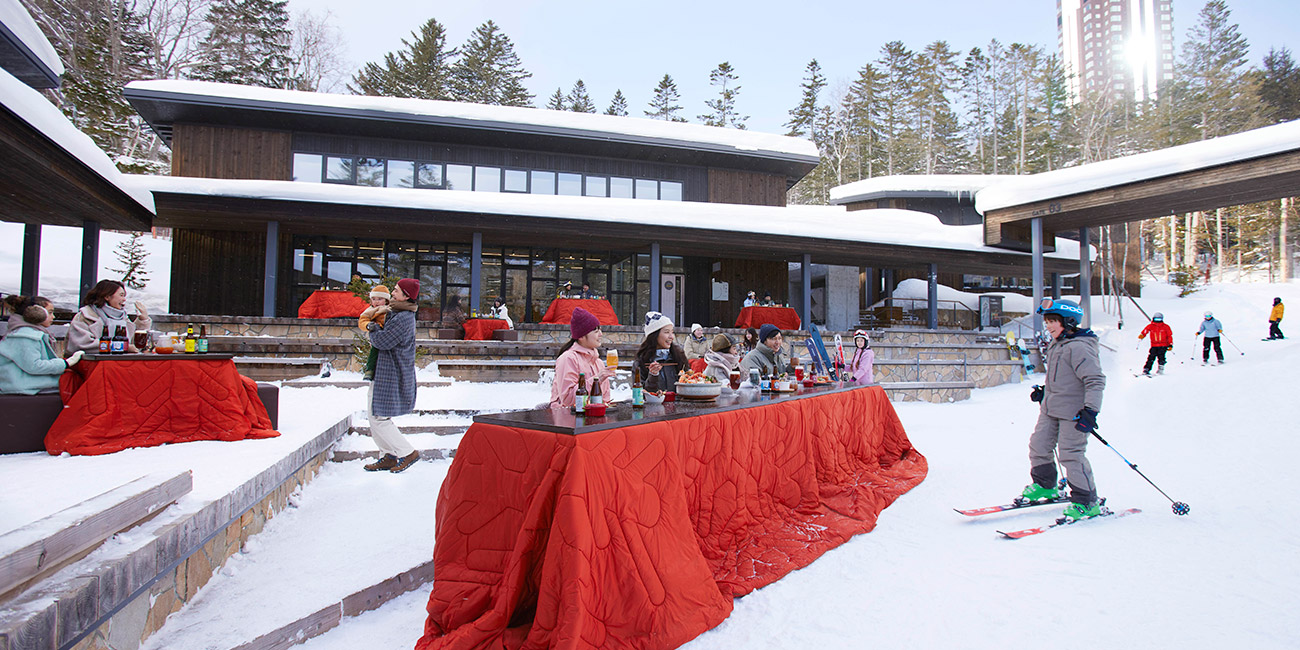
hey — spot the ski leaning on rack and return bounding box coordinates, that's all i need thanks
[954,497,1069,517]
[997,507,1142,539]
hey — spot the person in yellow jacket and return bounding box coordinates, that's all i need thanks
[1268,297,1285,340]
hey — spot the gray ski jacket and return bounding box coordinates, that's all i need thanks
[1041,329,1106,420]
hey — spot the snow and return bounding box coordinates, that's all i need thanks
[887,277,1038,313]
[0,224,171,313]
[140,279,1292,650]
[829,174,1017,204]
[0,0,64,78]
[124,175,1089,261]
[0,68,154,212]
[975,119,1300,213]
[124,79,819,162]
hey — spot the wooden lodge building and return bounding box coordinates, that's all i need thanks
[122,80,1086,331]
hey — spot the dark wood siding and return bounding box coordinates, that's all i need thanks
[707,258,789,327]
[170,228,266,315]
[707,169,787,206]
[172,124,292,180]
[291,132,710,201]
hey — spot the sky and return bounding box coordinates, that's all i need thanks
[290,0,1297,135]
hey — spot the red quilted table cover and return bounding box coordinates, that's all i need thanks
[734,305,802,330]
[540,299,620,326]
[417,385,926,650]
[46,358,279,456]
[297,289,370,319]
[463,318,510,341]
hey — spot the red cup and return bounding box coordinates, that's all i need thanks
[664,391,676,402]
[584,403,607,417]
[795,367,804,381]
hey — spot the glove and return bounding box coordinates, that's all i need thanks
[134,301,149,317]
[1074,407,1099,433]
[66,350,85,367]
[1030,385,1044,403]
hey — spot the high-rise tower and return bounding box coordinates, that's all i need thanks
[1058,0,1175,103]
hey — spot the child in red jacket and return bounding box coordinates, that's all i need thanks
[1138,312,1173,375]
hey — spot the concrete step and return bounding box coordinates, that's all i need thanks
[329,448,456,462]
[234,356,327,382]
[880,381,976,403]
[349,425,469,437]
[283,378,453,389]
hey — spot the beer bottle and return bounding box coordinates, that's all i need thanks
[196,325,209,354]
[184,323,196,353]
[110,326,127,354]
[632,368,644,408]
[99,326,111,354]
[588,377,603,407]
[574,372,587,414]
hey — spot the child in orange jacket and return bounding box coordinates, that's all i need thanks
[359,285,391,381]
[1138,312,1173,375]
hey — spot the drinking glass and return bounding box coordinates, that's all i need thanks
[728,370,741,390]
[606,349,618,368]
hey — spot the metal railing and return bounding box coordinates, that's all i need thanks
[858,298,979,330]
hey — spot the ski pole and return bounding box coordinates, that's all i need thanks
[1089,430,1190,516]
[1220,333,1245,355]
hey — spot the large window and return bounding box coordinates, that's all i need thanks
[293,153,322,182]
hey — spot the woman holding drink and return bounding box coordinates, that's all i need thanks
[67,280,152,354]
[702,333,741,385]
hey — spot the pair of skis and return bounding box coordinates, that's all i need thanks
[803,323,843,380]
[955,498,1141,539]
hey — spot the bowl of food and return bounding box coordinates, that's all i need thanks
[675,370,724,399]
[643,390,666,404]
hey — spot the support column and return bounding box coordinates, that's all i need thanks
[883,269,895,303]
[1031,218,1044,335]
[927,262,938,330]
[801,254,812,330]
[470,232,482,314]
[1051,272,1061,300]
[1079,227,1092,328]
[863,267,876,308]
[649,242,661,317]
[263,221,279,317]
[21,224,41,297]
[80,220,100,300]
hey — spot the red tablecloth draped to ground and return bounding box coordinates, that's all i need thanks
[540,299,619,326]
[297,289,370,319]
[417,385,926,650]
[734,305,802,330]
[46,358,279,456]
[462,318,510,341]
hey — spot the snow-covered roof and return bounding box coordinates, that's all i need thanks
[829,174,1016,204]
[125,175,1087,261]
[0,67,154,212]
[0,0,63,86]
[124,80,820,164]
[976,119,1300,213]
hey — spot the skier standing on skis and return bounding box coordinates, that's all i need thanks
[1268,297,1284,340]
[1021,299,1107,522]
[1137,312,1173,375]
[1196,311,1225,364]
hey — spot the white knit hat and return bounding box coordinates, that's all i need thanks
[369,285,391,300]
[643,311,674,337]
[691,323,703,333]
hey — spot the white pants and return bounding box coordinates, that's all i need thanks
[368,385,414,457]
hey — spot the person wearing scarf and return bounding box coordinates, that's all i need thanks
[67,280,152,354]
[363,278,420,473]
[702,333,740,383]
[549,307,613,409]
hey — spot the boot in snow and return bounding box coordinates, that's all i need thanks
[1062,502,1102,521]
[1019,483,1062,503]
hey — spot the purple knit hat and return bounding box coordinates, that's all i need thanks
[569,307,600,340]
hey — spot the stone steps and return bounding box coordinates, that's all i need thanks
[880,381,977,403]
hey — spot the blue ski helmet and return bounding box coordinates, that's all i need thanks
[1037,298,1084,327]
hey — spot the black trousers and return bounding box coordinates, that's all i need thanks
[1203,336,1223,361]
[1269,320,1284,339]
[1143,346,1168,373]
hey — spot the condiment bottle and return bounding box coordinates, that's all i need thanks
[574,372,587,414]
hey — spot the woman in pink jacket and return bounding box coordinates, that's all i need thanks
[550,307,615,409]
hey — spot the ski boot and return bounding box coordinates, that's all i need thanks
[1156,364,1165,375]
[1060,501,1102,522]
[1014,482,1063,506]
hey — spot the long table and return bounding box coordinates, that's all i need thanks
[540,298,619,326]
[734,305,801,330]
[416,383,926,650]
[46,353,279,456]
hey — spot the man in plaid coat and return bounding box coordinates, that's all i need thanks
[364,278,420,473]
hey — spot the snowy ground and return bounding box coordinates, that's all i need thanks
[7,280,1297,649]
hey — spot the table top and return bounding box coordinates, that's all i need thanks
[474,381,874,435]
[83,353,235,361]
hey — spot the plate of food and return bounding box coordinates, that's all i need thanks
[812,375,834,386]
[675,370,723,399]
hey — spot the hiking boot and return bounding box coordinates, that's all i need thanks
[390,451,420,473]
[1020,483,1062,502]
[1062,502,1102,521]
[364,454,398,471]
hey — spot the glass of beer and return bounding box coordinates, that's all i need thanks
[133,329,151,352]
[606,348,618,368]
[728,370,741,390]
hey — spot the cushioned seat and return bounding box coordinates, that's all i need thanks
[0,393,64,454]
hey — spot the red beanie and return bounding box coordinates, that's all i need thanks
[569,307,600,340]
[396,278,420,300]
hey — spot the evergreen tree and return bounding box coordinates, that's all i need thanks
[566,79,596,113]
[190,0,297,88]
[348,18,455,99]
[451,20,533,106]
[699,61,748,128]
[1176,0,1257,140]
[546,87,567,111]
[645,74,686,122]
[605,89,629,116]
[914,41,964,173]
[960,47,994,173]
[111,233,150,290]
[1258,47,1300,123]
[784,59,824,138]
[876,41,920,175]
[846,63,883,180]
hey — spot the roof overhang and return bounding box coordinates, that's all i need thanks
[0,0,62,89]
